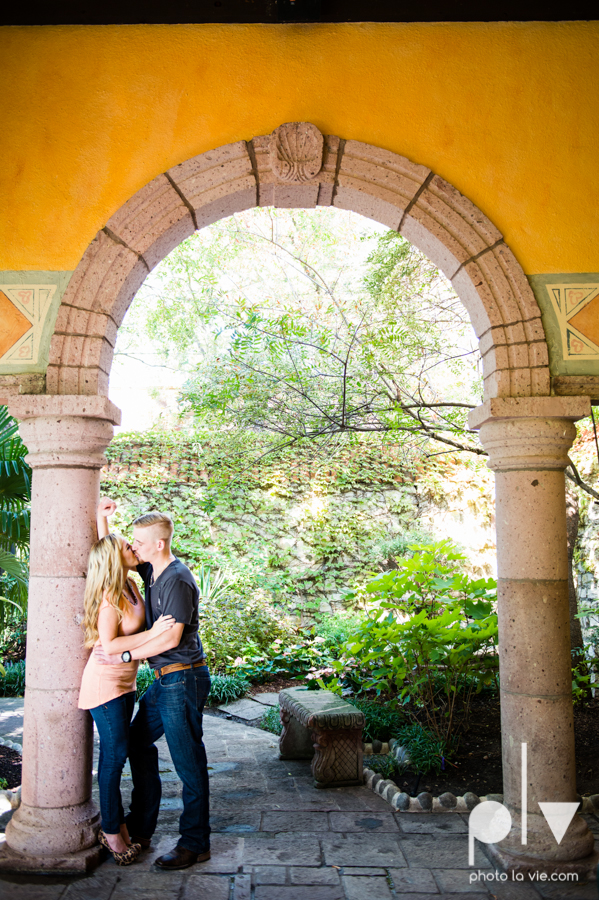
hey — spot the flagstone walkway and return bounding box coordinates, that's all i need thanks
[0,703,597,899]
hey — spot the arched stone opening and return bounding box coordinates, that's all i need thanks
[1,125,596,877]
[48,125,549,402]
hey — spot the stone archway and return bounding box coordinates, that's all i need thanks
[2,124,596,876]
[48,124,548,402]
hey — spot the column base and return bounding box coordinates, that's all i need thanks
[486,842,599,881]
[0,841,102,874]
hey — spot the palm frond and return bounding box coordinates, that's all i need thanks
[0,550,29,586]
[0,407,19,446]
[0,408,31,549]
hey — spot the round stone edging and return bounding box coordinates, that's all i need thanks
[363,740,599,815]
[0,735,22,811]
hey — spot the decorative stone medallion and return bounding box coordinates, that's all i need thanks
[269,122,324,183]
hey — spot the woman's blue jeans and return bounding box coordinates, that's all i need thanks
[90,690,136,835]
[125,666,211,854]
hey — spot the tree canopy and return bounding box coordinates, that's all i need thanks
[119,208,483,461]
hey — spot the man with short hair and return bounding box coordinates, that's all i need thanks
[96,504,211,870]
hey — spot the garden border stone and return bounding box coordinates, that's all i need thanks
[0,735,22,812]
[362,739,599,816]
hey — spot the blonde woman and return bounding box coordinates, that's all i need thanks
[78,501,174,865]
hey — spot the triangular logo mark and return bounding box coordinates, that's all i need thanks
[552,288,562,312]
[565,288,596,315]
[566,329,599,356]
[539,802,579,844]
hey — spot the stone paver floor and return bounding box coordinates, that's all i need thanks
[0,706,598,899]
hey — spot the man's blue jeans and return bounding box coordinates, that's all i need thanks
[125,666,211,854]
[90,690,136,835]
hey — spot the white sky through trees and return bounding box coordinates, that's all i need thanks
[110,208,480,443]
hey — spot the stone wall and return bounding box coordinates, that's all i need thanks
[101,435,496,616]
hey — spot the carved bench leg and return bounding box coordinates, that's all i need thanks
[311,727,364,788]
[279,709,314,759]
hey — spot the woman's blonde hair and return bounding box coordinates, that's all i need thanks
[82,533,127,648]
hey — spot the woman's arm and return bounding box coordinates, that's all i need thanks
[93,623,186,665]
[97,603,175,655]
[97,498,116,539]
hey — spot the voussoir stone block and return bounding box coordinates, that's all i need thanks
[531,367,551,396]
[475,250,527,325]
[52,307,116,346]
[400,208,470,280]
[335,140,430,229]
[478,325,508,356]
[483,367,512,399]
[106,173,195,270]
[451,264,500,337]
[61,229,149,324]
[508,341,532,370]
[410,178,499,267]
[424,175,502,248]
[493,242,542,321]
[523,316,547,344]
[167,140,257,230]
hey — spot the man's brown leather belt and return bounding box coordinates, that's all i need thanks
[154,661,207,678]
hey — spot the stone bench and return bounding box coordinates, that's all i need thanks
[278,687,365,788]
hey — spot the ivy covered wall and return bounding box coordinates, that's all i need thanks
[102,430,495,619]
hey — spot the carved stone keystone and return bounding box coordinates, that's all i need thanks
[278,687,364,788]
[269,123,324,183]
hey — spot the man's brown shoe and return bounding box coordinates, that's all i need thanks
[154,845,211,870]
[129,835,152,849]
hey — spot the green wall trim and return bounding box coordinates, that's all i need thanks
[527,274,599,377]
[0,271,73,375]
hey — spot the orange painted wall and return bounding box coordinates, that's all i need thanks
[1,22,598,274]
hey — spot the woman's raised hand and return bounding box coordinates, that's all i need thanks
[98,497,117,518]
[150,614,176,636]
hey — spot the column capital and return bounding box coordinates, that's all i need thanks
[7,394,121,425]
[7,395,121,469]
[468,396,591,431]
[469,397,590,472]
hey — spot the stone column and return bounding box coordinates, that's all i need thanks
[469,397,597,875]
[0,396,120,873]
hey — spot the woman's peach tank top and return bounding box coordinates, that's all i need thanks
[78,581,144,711]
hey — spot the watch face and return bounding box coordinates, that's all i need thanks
[122,651,131,663]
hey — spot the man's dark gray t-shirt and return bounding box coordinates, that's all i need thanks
[137,558,205,669]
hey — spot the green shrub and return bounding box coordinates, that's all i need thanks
[312,611,365,656]
[0,778,7,790]
[259,704,283,736]
[396,722,447,775]
[136,664,249,706]
[348,698,405,743]
[333,541,498,747]
[232,635,329,683]
[136,662,154,700]
[208,673,250,705]
[0,660,25,697]
[0,617,27,663]
[366,754,401,780]
[199,592,298,673]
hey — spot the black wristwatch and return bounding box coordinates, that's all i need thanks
[121,650,132,663]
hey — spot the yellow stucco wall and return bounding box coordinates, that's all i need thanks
[1,22,598,275]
